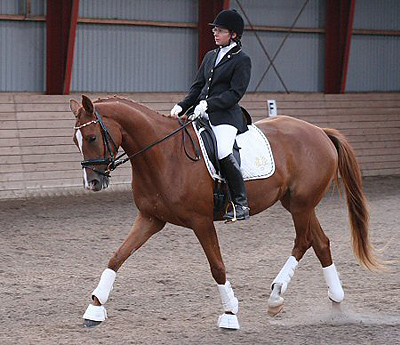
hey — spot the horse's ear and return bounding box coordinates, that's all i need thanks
[69,99,81,117]
[82,95,94,115]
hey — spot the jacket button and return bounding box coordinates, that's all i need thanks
[228,55,231,59]
[208,78,212,81]
[206,95,208,98]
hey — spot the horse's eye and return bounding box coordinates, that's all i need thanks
[87,135,97,143]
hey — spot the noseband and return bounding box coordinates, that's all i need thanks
[74,110,200,177]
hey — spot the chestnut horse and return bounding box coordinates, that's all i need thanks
[70,95,381,329]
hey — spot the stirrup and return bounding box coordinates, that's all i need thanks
[224,202,250,223]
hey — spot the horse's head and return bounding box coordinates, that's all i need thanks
[70,95,121,191]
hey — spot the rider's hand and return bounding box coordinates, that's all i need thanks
[190,100,208,120]
[170,104,183,118]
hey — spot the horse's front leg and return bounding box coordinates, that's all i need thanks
[193,221,240,330]
[83,212,165,327]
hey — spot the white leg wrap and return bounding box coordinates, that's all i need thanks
[83,304,107,321]
[271,256,298,294]
[92,268,116,305]
[323,263,344,302]
[217,280,239,314]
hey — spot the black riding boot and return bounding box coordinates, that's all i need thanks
[219,154,250,221]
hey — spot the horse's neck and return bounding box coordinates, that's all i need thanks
[126,107,172,149]
[101,101,175,166]
[99,101,170,146]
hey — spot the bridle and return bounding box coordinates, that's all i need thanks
[74,110,200,177]
[74,111,119,177]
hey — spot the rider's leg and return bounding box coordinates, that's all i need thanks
[219,154,249,220]
[211,124,249,221]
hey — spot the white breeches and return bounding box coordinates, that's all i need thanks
[210,123,238,160]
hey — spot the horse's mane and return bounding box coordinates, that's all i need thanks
[93,96,165,118]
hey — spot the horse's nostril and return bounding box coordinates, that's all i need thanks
[88,178,103,191]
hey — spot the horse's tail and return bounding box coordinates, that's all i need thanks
[323,128,383,271]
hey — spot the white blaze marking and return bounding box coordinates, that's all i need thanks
[75,129,89,188]
[83,167,89,189]
[75,129,83,153]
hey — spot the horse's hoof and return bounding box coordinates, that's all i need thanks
[267,303,284,317]
[218,313,240,330]
[82,304,107,327]
[267,292,284,317]
[83,319,102,328]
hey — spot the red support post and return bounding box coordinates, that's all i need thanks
[46,0,79,95]
[324,0,356,94]
[198,0,229,66]
[63,0,79,94]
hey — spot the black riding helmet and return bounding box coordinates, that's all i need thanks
[209,9,245,39]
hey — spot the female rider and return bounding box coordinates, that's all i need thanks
[170,9,251,221]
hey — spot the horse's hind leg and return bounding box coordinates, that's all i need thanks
[193,221,240,330]
[83,212,165,327]
[267,206,345,317]
[268,204,313,317]
[310,212,344,304]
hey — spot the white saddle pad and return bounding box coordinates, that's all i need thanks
[193,123,275,181]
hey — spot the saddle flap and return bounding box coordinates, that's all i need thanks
[195,118,240,174]
[193,121,275,182]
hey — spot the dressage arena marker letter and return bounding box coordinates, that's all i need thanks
[267,100,277,117]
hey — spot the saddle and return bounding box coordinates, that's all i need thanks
[194,118,227,218]
[187,106,255,219]
[193,106,252,175]
[194,115,248,219]
[194,117,241,176]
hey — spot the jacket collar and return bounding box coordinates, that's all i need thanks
[213,44,242,68]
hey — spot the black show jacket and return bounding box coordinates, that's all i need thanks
[178,44,251,133]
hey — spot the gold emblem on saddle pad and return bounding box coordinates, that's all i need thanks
[255,156,269,170]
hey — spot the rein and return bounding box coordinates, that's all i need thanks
[75,110,200,177]
[110,115,200,170]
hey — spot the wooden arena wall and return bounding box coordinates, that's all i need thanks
[1,92,399,199]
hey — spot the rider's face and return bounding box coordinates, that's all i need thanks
[212,26,236,46]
